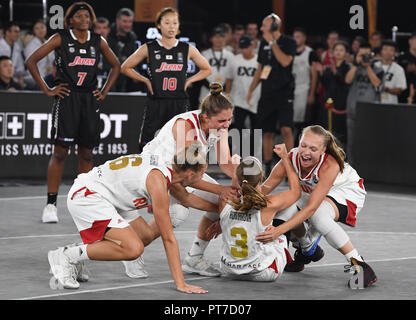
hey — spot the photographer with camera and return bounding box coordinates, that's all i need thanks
[345,43,383,164]
[247,13,297,176]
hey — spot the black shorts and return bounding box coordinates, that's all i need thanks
[140,98,189,147]
[255,92,294,132]
[50,91,100,149]
[326,195,353,227]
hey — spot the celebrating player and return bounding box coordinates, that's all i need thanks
[256,125,377,288]
[120,7,211,151]
[25,2,121,223]
[48,142,209,294]
[214,145,300,281]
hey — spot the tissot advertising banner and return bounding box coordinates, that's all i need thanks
[0,91,146,179]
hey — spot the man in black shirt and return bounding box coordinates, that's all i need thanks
[0,55,22,90]
[398,31,416,103]
[107,8,139,92]
[247,13,297,175]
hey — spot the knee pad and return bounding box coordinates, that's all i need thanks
[274,203,299,221]
[308,201,349,249]
[169,203,190,228]
[204,211,220,221]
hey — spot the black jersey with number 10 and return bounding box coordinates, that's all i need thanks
[147,40,189,99]
[54,29,101,91]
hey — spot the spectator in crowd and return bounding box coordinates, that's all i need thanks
[199,26,234,103]
[0,55,22,90]
[398,31,416,104]
[94,17,111,89]
[292,27,319,145]
[226,24,245,55]
[321,41,351,147]
[0,22,25,88]
[321,30,339,66]
[370,30,383,58]
[348,35,365,63]
[218,22,233,52]
[225,34,261,157]
[246,22,260,54]
[24,20,55,89]
[107,8,139,92]
[375,40,406,104]
[247,13,297,176]
[345,43,382,164]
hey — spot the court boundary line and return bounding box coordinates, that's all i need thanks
[15,255,416,300]
[2,230,416,241]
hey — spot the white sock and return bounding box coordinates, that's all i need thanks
[64,244,89,263]
[188,237,209,256]
[345,249,363,262]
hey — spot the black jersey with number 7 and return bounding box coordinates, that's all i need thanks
[54,29,101,91]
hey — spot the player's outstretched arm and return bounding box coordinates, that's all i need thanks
[146,170,208,294]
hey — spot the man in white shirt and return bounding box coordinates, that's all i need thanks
[199,27,234,102]
[225,35,261,156]
[375,40,407,104]
[0,22,25,87]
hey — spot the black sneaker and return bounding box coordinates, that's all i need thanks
[284,245,325,272]
[345,257,377,289]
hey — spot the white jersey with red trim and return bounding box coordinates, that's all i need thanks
[75,154,173,213]
[220,204,287,276]
[141,110,223,166]
[289,148,366,209]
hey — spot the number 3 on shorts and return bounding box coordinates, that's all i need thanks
[230,227,248,258]
[77,72,87,86]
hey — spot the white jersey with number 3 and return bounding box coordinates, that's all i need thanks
[220,204,287,276]
[75,154,173,213]
[289,148,366,211]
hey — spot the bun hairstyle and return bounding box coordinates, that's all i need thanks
[200,82,233,118]
[231,156,268,212]
[173,141,207,173]
[302,125,346,172]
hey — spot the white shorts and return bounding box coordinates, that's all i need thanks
[67,181,131,244]
[222,235,289,282]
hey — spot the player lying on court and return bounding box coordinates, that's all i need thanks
[207,145,299,281]
[255,125,377,288]
[48,142,212,294]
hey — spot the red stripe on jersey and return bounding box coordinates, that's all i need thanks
[192,113,201,129]
[71,187,86,200]
[166,167,173,188]
[192,112,208,144]
[316,153,329,178]
[295,153,301,173]
[268,259,279,274]
[186,119,197,141]
[80,219,112,244]
[358,178,365,190]
[284,248,293,264]
[346,199,357,227]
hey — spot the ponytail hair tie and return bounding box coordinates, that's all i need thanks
[242,180,248,184]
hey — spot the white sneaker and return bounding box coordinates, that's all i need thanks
[42,204,58,223]
[122,256,148,279]
[65,243,89,282]
[48,247,79,289]
[182,253,221,277]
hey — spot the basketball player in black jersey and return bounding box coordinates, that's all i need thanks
[26,2,120,223]
[121,7,211,151]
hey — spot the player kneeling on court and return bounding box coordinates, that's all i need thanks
[48,142,210,294]
[208,145,300,281]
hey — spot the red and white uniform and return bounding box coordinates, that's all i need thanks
[142,110,225,221]
[142,110,223,166]
[220,204,290,281]
[67,154,173,244]
[289,147,366,226]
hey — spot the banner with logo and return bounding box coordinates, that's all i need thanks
[0,91,146,180]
